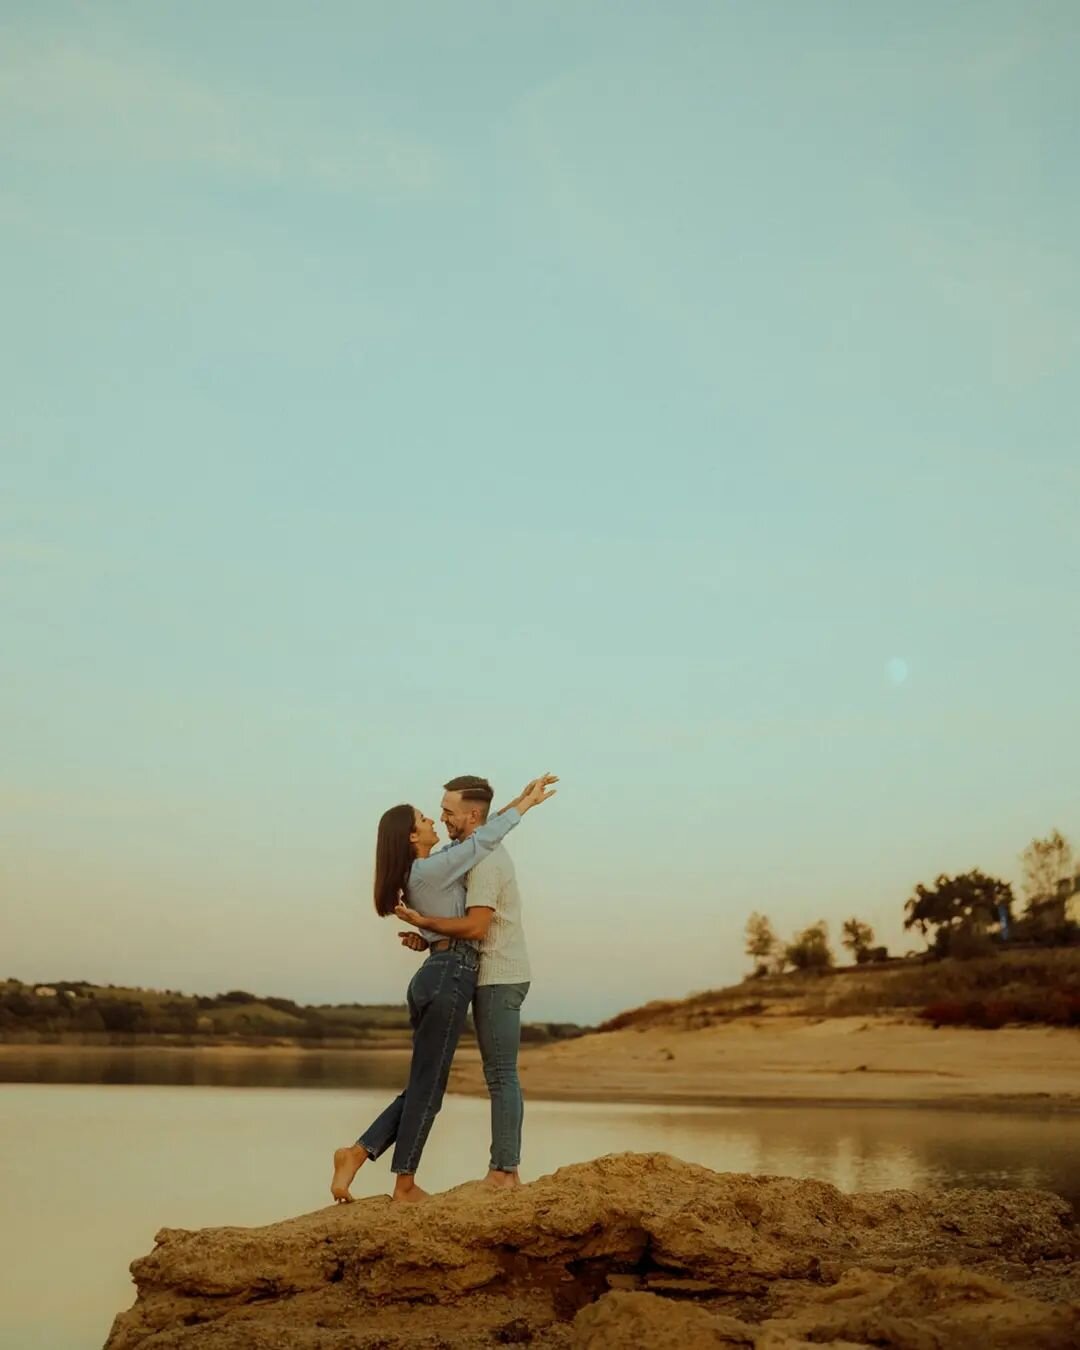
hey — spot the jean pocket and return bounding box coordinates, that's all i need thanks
[413,957,450,1011]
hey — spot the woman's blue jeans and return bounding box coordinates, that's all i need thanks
[474,981,530,1171]
[356,945,478,1175]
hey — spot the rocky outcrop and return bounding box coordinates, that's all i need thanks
[106,1153,1080,1348]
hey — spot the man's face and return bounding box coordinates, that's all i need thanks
[441,789,479,842]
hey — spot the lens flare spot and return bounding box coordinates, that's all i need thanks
[886,657,909,686]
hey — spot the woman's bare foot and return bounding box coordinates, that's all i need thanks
[482,1168,521,1190]
[331,1145,369,1203]
[392,1176,429,1204]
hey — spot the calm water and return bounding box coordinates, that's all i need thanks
[0,1045,413,1090]
[2,1049,1079,1350]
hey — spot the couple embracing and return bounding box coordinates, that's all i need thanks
[331,771,557,1204]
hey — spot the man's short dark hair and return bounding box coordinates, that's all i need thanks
[443,775,493,820]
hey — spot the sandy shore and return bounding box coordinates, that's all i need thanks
[449,1016,1080,1112]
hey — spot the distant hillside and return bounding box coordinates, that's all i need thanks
[599,948,1080,1033]
[0,979,587,1047]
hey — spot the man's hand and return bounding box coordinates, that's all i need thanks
[519,773,558,812]
[398,930,428,953]
[395,901,424,928]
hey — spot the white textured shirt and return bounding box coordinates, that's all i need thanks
[466,843,531,987]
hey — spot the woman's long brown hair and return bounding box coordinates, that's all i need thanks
[374,804,416,916]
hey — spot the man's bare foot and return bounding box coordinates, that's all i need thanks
[482,1168,521,1190]
[391,1177,429,1204]
[331,1145,369,1203]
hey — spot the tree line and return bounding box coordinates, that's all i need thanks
[0,983,385,1038]
[0,980,586,1044]
[744,827,1080,975]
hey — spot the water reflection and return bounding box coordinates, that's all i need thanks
[612,1102,1080,1203]
[0,1046,410,1090]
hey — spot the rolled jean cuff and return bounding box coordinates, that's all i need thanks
[356,1136,382,1160]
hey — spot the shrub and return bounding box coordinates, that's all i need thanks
[72,1004,106,1033]
[296,1013,328,1039]
[785,921,834,971]
[944,926,996,961]
[97,1000,141,1033]
[2,990,34,1018]
[264,996,301,1015]
[920,991,1080,1028]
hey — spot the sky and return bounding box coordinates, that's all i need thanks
[2,2,1078,1024]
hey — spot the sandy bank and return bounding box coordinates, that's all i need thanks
[449,1016,1080,1111]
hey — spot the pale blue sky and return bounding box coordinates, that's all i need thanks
[3,3,1078,1022]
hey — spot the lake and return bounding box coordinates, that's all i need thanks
[2,1048,1079,1349]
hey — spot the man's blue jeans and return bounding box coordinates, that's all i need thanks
[356,945,478,1175]
[474,981,530,1171]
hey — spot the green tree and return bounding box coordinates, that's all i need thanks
[1019,831,1076,942]
[784,921,833,971]
[744,912,778,972]
[903,870,1013,956]
[1020,829,1074,904]
[841,918,875,963]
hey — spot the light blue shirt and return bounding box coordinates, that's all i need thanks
[408,808,521,947]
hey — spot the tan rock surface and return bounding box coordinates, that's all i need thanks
[106,1153,1079,1349]
[571,1290,756,1346]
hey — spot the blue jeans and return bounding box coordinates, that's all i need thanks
[356,945,478,1175]
[474,981,530,1171]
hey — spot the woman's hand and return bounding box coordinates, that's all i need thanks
[398,931,429,952]
[518,773,558,813]
[395,901,424,928]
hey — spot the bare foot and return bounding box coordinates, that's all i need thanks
[331,1145,368,1203]
[482,1168,521,1190]
[392,1179,429,1205]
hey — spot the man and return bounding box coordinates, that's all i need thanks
[397,774,532,1189]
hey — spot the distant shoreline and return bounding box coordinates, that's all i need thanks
[454,1079,1080,1115]
[4,1030,1080,1115]
[0,1037,415,1053]
[447,1013,1080,1115]
[0,1032,415,1052]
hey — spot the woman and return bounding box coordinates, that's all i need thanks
[330,772,557,1204]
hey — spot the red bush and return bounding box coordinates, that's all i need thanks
[921,993,1080,1028]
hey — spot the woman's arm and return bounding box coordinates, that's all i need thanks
[409,810,519,888]
[410,774,557,888]
[395,903,494,941]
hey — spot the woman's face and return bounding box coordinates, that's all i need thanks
[411,809,438,851]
